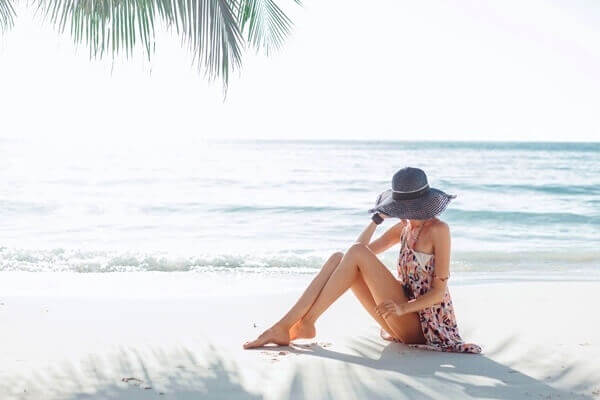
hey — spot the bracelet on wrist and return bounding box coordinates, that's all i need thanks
[371,213,384,225]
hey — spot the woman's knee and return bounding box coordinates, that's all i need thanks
[347,242,369,258]
[322,251,344,272]
[330,251,344,264]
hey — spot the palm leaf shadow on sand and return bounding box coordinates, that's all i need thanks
[0,345,263,400]
[1,335,597,400]
[272,334,597,400]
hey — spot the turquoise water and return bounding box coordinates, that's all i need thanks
[1,138,598,274]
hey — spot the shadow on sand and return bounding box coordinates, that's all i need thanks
[271,334,597,400]
[0,336,596,400]
[0,345,263,400]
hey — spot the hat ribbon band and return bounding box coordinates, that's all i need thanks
[392,185,430,200]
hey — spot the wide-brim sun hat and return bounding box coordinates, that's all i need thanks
[368,167,456,220]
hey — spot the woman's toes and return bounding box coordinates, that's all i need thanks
[243,326,290,349]
[244,334,269,349]
[243,339,262,349]
[243,332,267,349]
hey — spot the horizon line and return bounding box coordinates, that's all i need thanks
[208,138,600,144]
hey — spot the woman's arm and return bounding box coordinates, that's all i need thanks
[365,219,406,254]
[375,222,452,318]
[355,213,404,253]
[354,219,379,246]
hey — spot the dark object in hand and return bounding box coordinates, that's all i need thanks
[371,213,384,225]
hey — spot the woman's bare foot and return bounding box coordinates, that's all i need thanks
[289,319,316,340]
[380,327,400,343]
[243,324,290,349]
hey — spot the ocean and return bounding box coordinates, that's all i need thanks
[1,138,599,280]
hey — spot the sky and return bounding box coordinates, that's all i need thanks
[0,0,599,142]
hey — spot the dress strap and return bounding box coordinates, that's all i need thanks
[408,220,428,249]
[400,223,405,251]
[400,220,410,252]
[398,221,409,283]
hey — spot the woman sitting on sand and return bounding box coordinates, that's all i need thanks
[243,167,481,353]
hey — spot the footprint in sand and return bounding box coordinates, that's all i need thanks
[121,377,143,386]
[261,350,289,362]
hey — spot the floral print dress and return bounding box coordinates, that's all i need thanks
[397,220,482,354]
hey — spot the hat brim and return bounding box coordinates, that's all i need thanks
[368,188,456,220]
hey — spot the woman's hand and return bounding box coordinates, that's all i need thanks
[375,300,406,319]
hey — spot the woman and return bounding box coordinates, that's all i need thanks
[243,167,481,353]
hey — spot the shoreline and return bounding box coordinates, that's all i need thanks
[1,273,599,399]
[1,269,599,297]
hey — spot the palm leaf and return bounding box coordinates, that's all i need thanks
[237,0,293,55]
[177,0,244,84]
[0,0,16,32]
[4,0,298,87]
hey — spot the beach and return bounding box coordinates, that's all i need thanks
[2,0,600,396]
[1,139,599,399]
[1,271,599,400]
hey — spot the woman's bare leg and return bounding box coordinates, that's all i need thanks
[279,252,344,339]
[288,264,399,341]
[243,252,344,349]
[303,243,425,344]
[350,272,398,341]
[242,250,393,348]
[289,255,397,340]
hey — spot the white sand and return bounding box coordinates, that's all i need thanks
[0,271,599,399]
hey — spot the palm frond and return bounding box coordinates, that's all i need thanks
[237,0,293,55]
[35,0,152,59]
[0,0,16,33]
[33,0,245,86]
[6,0,298,87]
[173,0,244,84]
